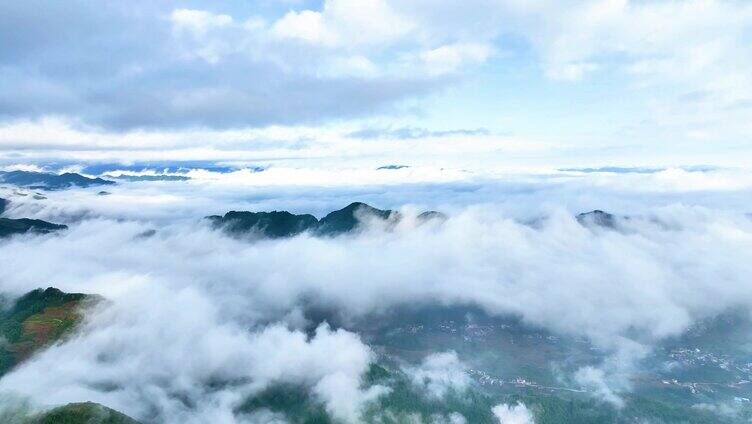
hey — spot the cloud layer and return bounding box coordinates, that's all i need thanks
[0,170,751,421]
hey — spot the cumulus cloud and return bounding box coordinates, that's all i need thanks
[0,0,470,131]
[418,43,493,76]
[404,352,471,399]
[271,0,413,48]
[491,403,534,424]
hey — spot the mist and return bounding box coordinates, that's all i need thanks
[1,168,751,422]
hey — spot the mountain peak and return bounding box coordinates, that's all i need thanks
[316,202,394,235]
[213,210,318,238]
[576,210,617,228]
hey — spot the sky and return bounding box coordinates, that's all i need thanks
[1,0,751,169]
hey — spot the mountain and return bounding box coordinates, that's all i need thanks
[0,289,744,423]
[315,202,396,235]
[0,171,115,190]
[31,402,140,424]
[211,203,623,240]
[377,165,409,170]
[0,289,140,424]
[417,210,447,223]
[576,210,617,228]
[235,302,740,424]
[0,218,67,238]
[208,210,318,238]
[210,202,420,238]
[0,197,68,238]
[0,288,91,376]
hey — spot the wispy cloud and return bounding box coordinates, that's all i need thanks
[348,126,492,140]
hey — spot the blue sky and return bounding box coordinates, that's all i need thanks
[0,0,750,168]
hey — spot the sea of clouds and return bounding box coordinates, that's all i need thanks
[0,166,751,423]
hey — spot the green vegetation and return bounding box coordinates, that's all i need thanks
[315,202,395,235]
[0,197,67,238]
[209,210,319,238]
[238,363,740,423]
[31,402,139,424]
[239,384,332,424]
[0,287,89,376]
[210,202,446,238]
[0,289,140,424]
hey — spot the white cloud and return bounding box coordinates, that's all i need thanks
[170,9,238,64]
[171,9,234,37]
[574,367,625,408]
[272,0,413,48]
[0,287,382,423]
[516,0,752,81]
[492,403,534,424]
[1,172,752,419]
[3,0,750,154]
[272,10,332,45]
[507,0,752,139]
[0,118,545,168]
[404,351,471,398]
[314,372,389,422]
[420,43,493,75]
[544,62,598,81]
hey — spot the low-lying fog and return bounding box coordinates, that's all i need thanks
[1,166,751,423]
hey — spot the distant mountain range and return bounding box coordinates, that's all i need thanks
[376,164,409,170]
[0,218,67,238]
[0,198,68,238]
[1,192,619,241]
[0,171,115,190]
[209,202,622,239]
[208,202,446,238]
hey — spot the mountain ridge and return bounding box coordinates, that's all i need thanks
[0,171,115,190]
[208,202,441,238]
